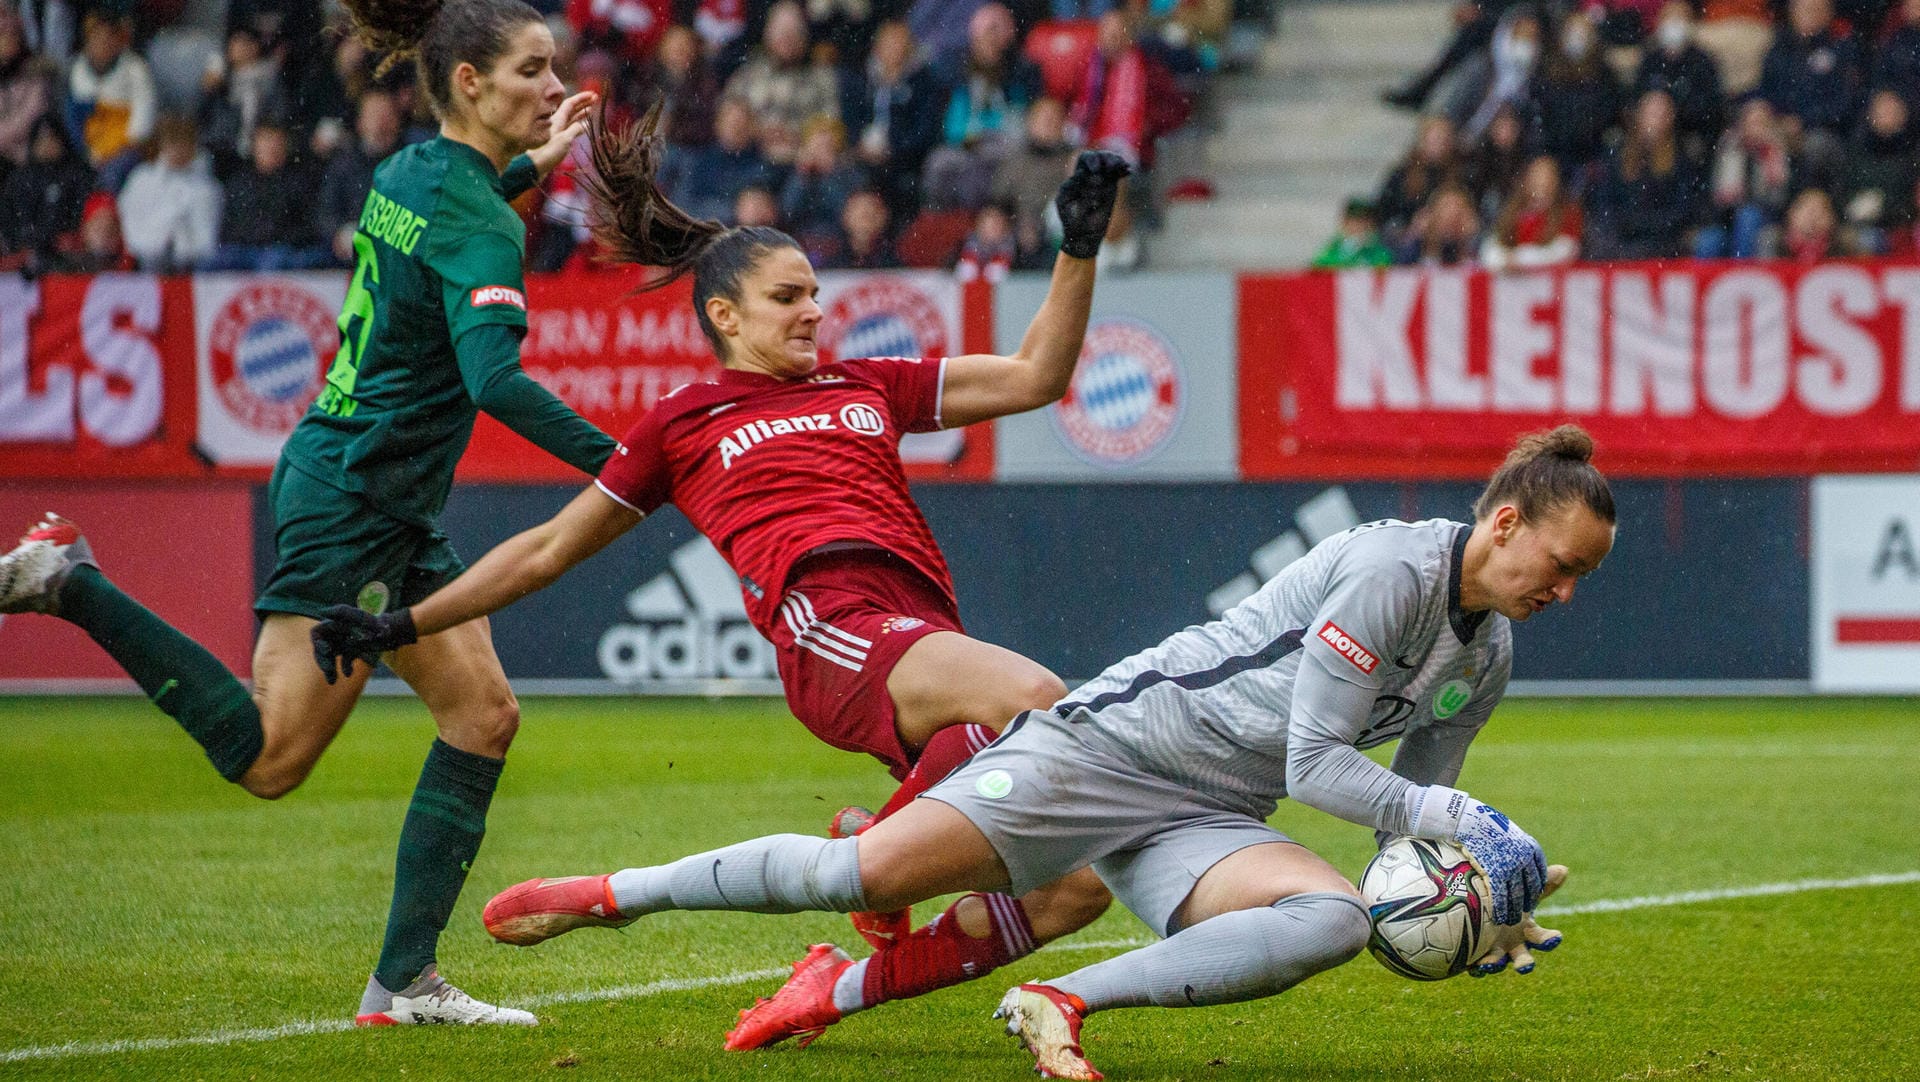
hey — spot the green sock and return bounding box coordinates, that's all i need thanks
[375,738,504,991]
[58,565,263,782]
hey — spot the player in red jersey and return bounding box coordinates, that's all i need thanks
[312,106,1134,1046]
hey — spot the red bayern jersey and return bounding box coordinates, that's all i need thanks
[595,356,956,634]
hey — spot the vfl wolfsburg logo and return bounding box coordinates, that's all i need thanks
[975,769,1014,799]
[1433,680,1472,720]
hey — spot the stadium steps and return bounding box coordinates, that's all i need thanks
[1157,0,1450,269]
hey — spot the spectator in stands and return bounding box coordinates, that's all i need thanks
[1634,1,1726,158]
[781,115,867,249]
[842,18,944,219]
[211,121,321,271]
[1526,10,1626,178]
[806,0,894,65]
[1463,103,1528,219]
[118,113,222,273]
[724,0,840,165]
[15,0,77,69]
[734,184,782,227]
[662,95,774,221]
[1758,0,1865,191]
[65,10,154,191]
[1884,177,1920,254]
[0,6,54,184]
[0,115,92,273]
[824,186,902,267]
[1382,0,1532,112]
[1761,186,1865,258]
[197,25,288,178]
[1696,0,1773,96]
[1071,8,1188,171]
[1396,180,1481,265]
[626,24,721,148]
[956,199,1019,280]
[1841,89,1918,250]
[1310,197,1394,267]
[1586,89,1704,258]
[60,191,134,273]
[1586,0,1664,46]
[316,89,404,268]
[1875,0,1920,114]
[922,2,1041,209]
[1377,114,1465,247]
[567,0,673,67]
[991,95,1076,256]
[1446,9,1542,143]
[1480,154,1583,269]
[1696,96,1794,257]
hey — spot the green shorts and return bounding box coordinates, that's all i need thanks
[254,460,465,620]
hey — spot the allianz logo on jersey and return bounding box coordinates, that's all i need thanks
[1205,487,1361,616]
[597,538,776,681]
[717,403,887,468]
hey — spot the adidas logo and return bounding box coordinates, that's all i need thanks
[1205,487,1360,616]
[597,538,777,681]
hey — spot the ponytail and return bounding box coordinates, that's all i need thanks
[1473,424,1615,524]
[337,0,542,118]
[581,103,802,356]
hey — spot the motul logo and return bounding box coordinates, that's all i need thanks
[470,286,526,309]
[1318,621,1378,674]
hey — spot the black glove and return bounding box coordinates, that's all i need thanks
[1055,150,1133,259]
[311,604,418,684]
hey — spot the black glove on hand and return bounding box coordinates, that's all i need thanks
[311,605,418,684]
[1055,150,1133,259]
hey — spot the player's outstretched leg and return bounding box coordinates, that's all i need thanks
[0,515,267,781]
[485,874,635,945]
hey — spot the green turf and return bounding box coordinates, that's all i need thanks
[1,696,1916,1080]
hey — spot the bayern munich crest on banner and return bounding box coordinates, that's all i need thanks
[1050,317,1184,465]
[206,280,337,434]
[819,277,948,363]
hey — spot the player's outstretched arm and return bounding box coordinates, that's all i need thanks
[526,90,597,180]
[937,151,1130,428]
[311,486,640,682]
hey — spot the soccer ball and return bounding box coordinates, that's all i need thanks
[1359,836,1491,981]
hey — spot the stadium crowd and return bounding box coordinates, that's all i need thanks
[0,0,1224,279]
[1316,0,1920,267]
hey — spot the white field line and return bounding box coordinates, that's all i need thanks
[6,870,1918,1065]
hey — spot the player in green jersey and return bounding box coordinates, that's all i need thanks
[0,0,616,1026]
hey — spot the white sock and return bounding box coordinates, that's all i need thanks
[831,957,871,1015]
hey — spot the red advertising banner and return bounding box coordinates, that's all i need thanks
[1241,262,1920,478]
[0,481,256,683]
[0,274,206,478]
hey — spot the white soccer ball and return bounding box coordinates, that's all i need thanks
[1359,836,1492,981]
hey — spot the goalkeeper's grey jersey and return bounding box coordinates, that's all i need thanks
[1056,518,1511,830]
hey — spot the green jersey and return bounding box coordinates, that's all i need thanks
[281,136,610,526]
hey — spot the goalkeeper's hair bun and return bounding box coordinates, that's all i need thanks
[1473,424,1614,524]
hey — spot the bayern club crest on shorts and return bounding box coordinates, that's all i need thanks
[880,615,926,634]
[819,277,948,364]
[208,280,337,434]
[1050,317,1184,465]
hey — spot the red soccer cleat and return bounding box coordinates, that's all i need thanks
[723,943,853,1051]
[829,805,911,950]
[994,983,1102,1081]
[482,874,632,946]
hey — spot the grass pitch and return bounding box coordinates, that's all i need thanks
[1,695,1916,1081]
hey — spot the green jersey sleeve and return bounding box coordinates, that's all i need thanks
[500,154,538,201]
[429,228,529,341]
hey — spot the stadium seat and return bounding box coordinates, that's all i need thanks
[896,208,976,268]
[1024,19,1099,102]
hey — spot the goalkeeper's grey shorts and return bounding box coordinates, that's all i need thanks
[924,709,1296,938]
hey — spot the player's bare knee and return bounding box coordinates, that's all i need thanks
[237,755,311,800]
[454,695,520,757]
[984,668,1066,723]
[952,893,993,938]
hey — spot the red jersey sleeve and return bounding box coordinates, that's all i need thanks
[594,406,672,515]
[838,356,948,433]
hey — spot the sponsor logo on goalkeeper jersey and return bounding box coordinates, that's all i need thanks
[1318,620,1379,674]
[470,286,527,310]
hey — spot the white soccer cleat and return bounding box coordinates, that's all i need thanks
[994,983,1103,1081]
[0,514,96,616]
[355,966,537,1027]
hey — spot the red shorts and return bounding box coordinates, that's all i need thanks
[769,548,962,778]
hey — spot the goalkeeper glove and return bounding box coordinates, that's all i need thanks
[311,605,418,684]
[1471,863,1569,976]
